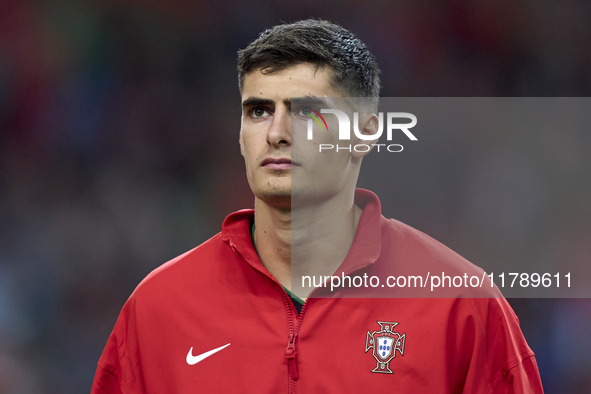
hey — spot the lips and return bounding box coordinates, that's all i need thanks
[260,157,298,170]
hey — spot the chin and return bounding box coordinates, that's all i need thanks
[255,185,292,208]
[290,185,343,209]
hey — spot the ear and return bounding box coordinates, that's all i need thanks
[239,129,245,157]
[351,113,380,159]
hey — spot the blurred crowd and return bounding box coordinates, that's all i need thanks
[1,0,590,392]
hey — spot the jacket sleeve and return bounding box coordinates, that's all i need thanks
[91,296,144,394]
[492,354,544,394]
[460,297,544,393]
[91,362,124,394]
[484,298,544,393]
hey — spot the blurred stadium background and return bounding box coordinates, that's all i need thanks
[1,0,590,392]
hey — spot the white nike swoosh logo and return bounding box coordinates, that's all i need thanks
[186,343,231,365]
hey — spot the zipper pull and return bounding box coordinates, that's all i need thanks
[285,333,299,380]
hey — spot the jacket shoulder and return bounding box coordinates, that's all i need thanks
[380,217,484,276]
[131,232,227,299]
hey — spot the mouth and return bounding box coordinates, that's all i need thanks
[260,157,299,170]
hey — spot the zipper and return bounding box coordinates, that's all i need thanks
[285,332,299,380]
[279,263,371,392]
[231,241,376,393]
[281,283,314,391]
[277,285,299,394]
[230,244,242,258]
[231,243,301,391]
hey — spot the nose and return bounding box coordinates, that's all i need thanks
[267,106,291,147]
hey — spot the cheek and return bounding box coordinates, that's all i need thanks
[240,134,262,171]
[240,129,254,153]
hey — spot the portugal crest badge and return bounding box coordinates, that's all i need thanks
[365,321,406,374]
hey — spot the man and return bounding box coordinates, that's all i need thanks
[92,19,543,393]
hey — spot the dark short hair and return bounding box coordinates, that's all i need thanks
[237,19,381,109]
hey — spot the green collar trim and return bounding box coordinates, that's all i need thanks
[283,285,305,306]
[250,221,304,307]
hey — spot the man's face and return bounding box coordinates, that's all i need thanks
[240,63,364,209]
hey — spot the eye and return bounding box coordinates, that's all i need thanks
[250,107,269,118]
[297,107,318,117]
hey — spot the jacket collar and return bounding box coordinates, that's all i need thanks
[338,188,383,274]
[221,188,383,275]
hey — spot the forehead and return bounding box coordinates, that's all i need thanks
[241,63,341,103]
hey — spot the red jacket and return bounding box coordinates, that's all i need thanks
[92,189,543,393]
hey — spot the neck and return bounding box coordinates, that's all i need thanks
[253,190,363,295]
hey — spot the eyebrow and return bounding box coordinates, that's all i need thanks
[241,97,276,108]
[292,96,329,107]
[241,95,330,109]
